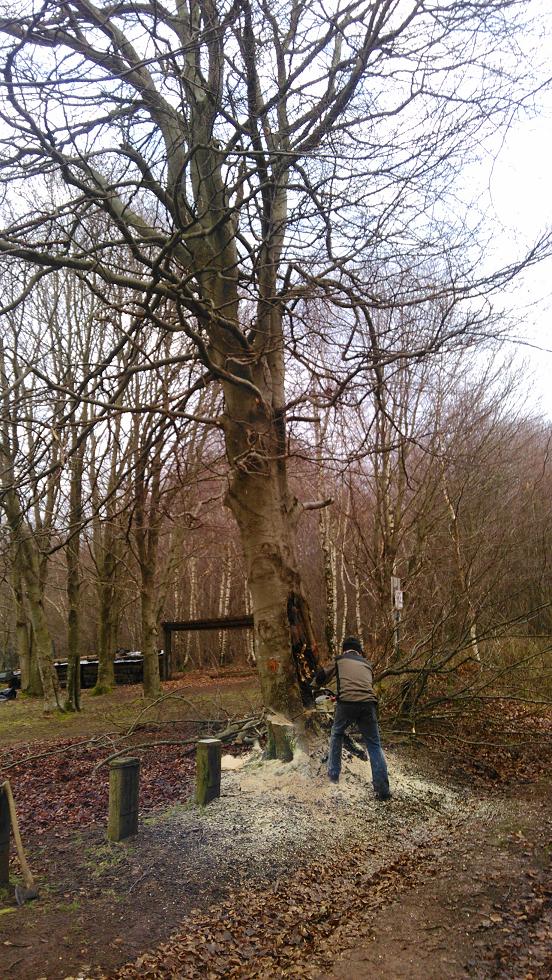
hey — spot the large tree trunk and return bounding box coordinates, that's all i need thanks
[224,401,315,723]
[189,140,317,732]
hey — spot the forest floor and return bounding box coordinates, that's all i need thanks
[0,675,551,980]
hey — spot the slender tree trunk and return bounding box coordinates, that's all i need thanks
[141,567,160,696]
[65,438,84,711]
[95,547,117,693]
[354,569,364,648]
[11,560,31,691]
[66,578,81,711]
[218,546,232,666]
[28,631,43,697]
[244,584,256,666]
[3,494,60,710]
[185,556,197,668]
[314,416,337,658]
[336,502,348,648]
[129,401,161,697]
[441,473,480,661]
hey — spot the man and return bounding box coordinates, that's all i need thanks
[315,635,391,800]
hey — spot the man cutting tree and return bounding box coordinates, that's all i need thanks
[314,636,391,801]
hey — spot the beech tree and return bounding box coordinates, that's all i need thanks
[0,0,548,734]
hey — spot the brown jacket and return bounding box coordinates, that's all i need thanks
[315,649,377,703]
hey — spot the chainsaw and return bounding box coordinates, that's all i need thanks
[312,687,367,761]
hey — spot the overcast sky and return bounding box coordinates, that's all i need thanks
[484,8,552,420]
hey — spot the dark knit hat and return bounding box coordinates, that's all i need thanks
[342,635,363,655]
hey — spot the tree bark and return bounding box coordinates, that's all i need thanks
[11,560,31,692]
[314,416,337,658]
[224,399,313,722]
[2,496,59,710]
[65,432,85,711]
[141,569,161,697]
[94,546,117,693]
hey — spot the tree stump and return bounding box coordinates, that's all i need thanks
[108,757,140,841]
[196,739,222,805]
[266,716,296,761]
[0,785,9,885]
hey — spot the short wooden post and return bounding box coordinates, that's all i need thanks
[0,785,10,885]
[196,739,222,805]
[108,757,140,842]
[266,718,296,762]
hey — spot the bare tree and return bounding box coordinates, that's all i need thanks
[0,0,549,738]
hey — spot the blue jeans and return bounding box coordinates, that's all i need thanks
[328,700,390,797]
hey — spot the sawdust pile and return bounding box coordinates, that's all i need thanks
[138,739,481,896]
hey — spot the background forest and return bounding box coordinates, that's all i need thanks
[1,263,550,721]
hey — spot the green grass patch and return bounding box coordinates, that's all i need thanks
[0,671,261,749]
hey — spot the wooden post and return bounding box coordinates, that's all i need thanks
[0,785,9,885]
[108,757,140,841]
[196,739,222,805]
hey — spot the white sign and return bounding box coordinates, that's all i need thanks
[390,575,401,597]
[394,589,404,610]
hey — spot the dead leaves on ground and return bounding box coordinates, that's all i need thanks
[485,851,552,979]
[421,701,552,787]
[112,843,430,979]
[0,734,197,837]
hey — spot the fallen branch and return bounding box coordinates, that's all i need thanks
[93,714,266,771]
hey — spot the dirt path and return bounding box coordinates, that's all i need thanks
[321,780,552,980]
[108,753,552,979]
[1,748,550,979]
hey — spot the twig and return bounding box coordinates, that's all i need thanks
[128,869,154,893]
[0,734,119,773]
[124,691,204,737]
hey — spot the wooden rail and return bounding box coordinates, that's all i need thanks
[160,615,254,680]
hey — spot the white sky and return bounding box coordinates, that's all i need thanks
[483,12,552,421]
